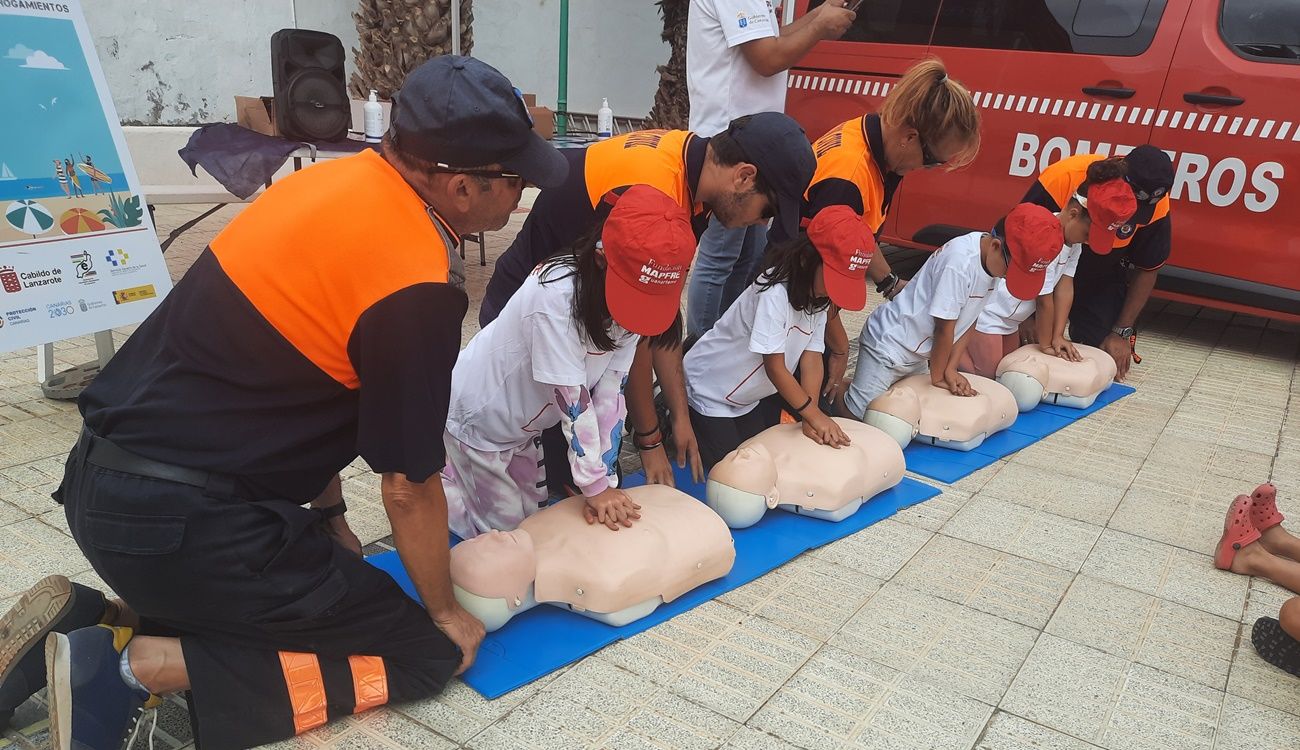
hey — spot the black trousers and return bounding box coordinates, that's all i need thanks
[1069,277,1127,347]
[688,406,775,472]
[56,433,459,750]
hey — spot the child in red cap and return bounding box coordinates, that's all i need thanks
[840,203,1063,419]
[684,205,874,470]
[440,186,696,539]
[962,161,1137,377]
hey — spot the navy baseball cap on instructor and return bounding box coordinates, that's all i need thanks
[1122,145,1174,225]
[391,55,568,188]
[727,112,817,239]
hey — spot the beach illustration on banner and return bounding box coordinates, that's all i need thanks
[0,14,143,245]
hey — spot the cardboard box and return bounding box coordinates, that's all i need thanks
[235,95,278,137]
[519,93,554,140]
[529,105,555,140]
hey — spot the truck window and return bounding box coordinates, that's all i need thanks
[806,0,941,45]
[930,0,1167,56]
[1221,0,1300,64]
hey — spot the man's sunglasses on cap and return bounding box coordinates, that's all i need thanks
[1124,175,1164,205]
[431,163,525,189]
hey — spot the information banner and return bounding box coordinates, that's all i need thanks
[0,0,172,353]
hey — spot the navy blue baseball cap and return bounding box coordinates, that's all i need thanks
[1123,145,1174,225]
[727,112,816,239]
[392,55,568,188]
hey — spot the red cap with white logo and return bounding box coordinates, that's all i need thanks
[1077,178,1138,255]
[602,185,697,336]
[806,206,876,311]
[1003,203,1065,301]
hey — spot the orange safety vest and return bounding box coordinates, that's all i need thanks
[808,116,889,233]
[583,129,703,215]
[211,149,457,389]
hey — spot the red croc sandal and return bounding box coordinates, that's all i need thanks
[1215,494,1262,571]
[1248,482,1284,532]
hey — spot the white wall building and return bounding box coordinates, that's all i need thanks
[83,0,666,125]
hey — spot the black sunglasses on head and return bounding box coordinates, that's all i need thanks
[918,133,947,168]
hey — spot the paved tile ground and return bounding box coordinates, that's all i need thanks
[1,198,1298,749]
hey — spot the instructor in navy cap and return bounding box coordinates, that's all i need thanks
[0,56,563,750]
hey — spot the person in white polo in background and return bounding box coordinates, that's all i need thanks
[685,0,855,339]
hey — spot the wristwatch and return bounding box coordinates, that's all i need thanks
[875,272,899,295]
[1111,326,1137,338]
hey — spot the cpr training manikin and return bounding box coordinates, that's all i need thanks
[864,373,1019,451]
[706,417,905,528]
[448,485,736,631]
[995,344,1117,412]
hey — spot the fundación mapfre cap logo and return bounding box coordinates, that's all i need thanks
[848,250,872,273]
[637,259,685,288]
[1029,258,1052,273]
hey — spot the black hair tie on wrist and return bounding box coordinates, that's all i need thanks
[795,395,814,413]
[633,424,661,438]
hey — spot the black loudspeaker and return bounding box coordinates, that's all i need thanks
[270,29,350,143]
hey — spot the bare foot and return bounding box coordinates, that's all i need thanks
[1230,540,1270,577]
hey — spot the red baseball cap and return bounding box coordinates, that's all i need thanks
[1002,203,1064,301]
[1077,178,1138,255]
[602,186,697,336]
[806,206,876,311]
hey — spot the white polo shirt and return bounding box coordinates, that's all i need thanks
[687,0,789,136]
[976,242,1082,335]
[860,231,997,365]
[686,276,826,417]
[447,265,639,452]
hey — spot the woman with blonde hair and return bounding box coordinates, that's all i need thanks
[769,58,982,408]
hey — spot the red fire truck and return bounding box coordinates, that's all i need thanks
[785,0,1300,320]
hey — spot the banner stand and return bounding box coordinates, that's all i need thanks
[1,2,174,377]
[36,330,114,400]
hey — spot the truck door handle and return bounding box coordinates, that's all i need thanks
[1183,92,1245,106]
[1082,86,1136,99]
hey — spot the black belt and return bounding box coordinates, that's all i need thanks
[81,429,240,496]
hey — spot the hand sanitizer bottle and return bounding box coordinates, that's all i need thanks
[364,90,384,143]
[597,98,613,140]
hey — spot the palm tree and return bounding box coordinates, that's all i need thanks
[350,0,474,99]
[647,0,690,129]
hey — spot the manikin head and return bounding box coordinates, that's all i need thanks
[449,528,537,609]
[864,386,922,448]
[997,353,1052,412]
[706,443,780,529]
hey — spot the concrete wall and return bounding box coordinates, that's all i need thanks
[85,0,358,125]
[473,0,667,119]
[85,0,665,126]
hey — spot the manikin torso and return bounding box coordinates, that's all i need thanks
[865,373,1018,451]
[705,418,905,528]
[995,344,1117,412]
[449,485,735,631]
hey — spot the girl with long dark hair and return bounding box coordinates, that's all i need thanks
[684,206,873,469]
[441,186,696,539]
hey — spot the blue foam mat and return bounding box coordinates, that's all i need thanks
[902,382,1135,483]
[367,465,939,699]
